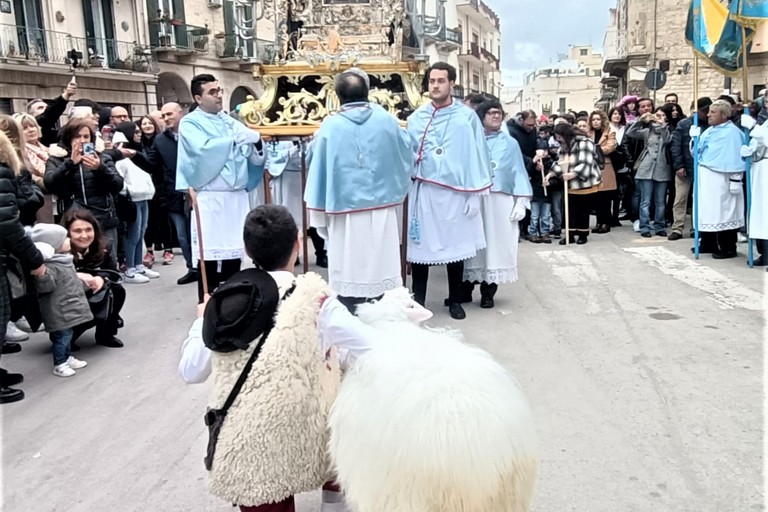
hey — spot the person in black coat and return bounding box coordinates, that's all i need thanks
[142,102,197,285]
[26,79,78,146]
[507,111,539,235]
[668,97,712,240]
[44,118,124,267]
[0,131,46,403]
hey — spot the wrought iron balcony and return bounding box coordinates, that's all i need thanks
[214,34,276,63]
[451,85,465,99]
[151,22,209,52]
[0,23,158,73]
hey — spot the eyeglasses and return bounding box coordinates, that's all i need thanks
[486,111,504,118]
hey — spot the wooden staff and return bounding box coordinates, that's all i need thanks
[562,155,571,245]
[189,188,209,297]
[300,137,310,274]
[400,195,409,284]
[263,171,272,205]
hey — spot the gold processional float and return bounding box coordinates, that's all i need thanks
[230,0,449,273]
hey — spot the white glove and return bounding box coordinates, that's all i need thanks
[741,114,757,131]
[235,130,261,146]
[463,196,480,219]
[740,144,754,158]
[729,179,743,194]
[689,125,702,138]
[509,202,527,222]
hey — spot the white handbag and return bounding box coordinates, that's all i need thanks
[116,157,155,202]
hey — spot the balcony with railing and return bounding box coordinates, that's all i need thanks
[456,0,500,31]
[151,22,210,54]
[214,34,276,64]
[480,46,499,70]
[459,41,481,61]
[0,23,158,74]
[602,26,628,75]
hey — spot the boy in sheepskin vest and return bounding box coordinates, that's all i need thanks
[179,204,385,512]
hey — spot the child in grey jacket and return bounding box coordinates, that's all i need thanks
[28,224,92,377]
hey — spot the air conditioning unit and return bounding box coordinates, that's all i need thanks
[208,0,223,8]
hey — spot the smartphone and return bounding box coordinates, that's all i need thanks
[82,142,95,156]
[102,124,115,143]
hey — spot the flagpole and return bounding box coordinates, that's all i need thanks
[693,54,701,260]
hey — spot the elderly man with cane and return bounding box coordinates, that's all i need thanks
[177,74,266,302]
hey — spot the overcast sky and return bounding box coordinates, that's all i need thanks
[482,0,616,87]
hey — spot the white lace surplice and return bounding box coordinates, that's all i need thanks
[463,193,524,285]
[191,179,250,264]
[322,206,403,298]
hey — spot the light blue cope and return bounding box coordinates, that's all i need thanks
[304,102,414,214]
[176,109,264,191]
[486,130,533,197]
[697,120,747,173]
[406,99,492,192]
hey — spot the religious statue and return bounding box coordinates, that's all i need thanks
[327,24,342,54]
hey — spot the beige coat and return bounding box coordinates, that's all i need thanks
[595,129,618,192]
[208,271,341,506]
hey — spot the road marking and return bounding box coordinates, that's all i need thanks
[623,246,764,311]
[537,250,602,314]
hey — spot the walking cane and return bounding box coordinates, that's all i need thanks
[299,137,310,274]
[190,188,209,297]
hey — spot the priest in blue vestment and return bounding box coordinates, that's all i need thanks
[463,99,532,308]
[695,99,745,259]
[177,74,266,302]
[304,69,414,312]
[406,62,492,320]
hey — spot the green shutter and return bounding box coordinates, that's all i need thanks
[146,0,160,47]
[222,0,237,57]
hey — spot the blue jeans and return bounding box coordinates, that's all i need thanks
[50,329,73,366]
[637,179,668,234]
[528,202,551,236]
[550,189,563,232]
[169,211,192,270]
[125,200,149,269]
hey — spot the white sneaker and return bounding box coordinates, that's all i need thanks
[633,220,640,232]
[123,270,150,284]
[14,317,32,333]
[53,363,76,377]
[6,322,29,342]
[136,265,160,279]
[66,356,88,370]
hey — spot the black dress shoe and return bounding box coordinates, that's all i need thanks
[667,232,683,241]
[656,231,668,237]
[559,237,576,246]
[96,337,124,348]
[177,270,198,285]
[480,297,494,309]
[752,256,767,266]
[448,303,466,320]
[2,343,21,355]
[0,369,23,387]
[0,387,24,404]
[641,232,652,238]
[712,251,738,260]
[576,236,588,245]
[316,254,328,269]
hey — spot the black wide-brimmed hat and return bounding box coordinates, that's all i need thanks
[202,269,280,353]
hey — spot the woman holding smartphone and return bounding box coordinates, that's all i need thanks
[44,119,124,267]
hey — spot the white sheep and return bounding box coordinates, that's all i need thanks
[328,288,538,512]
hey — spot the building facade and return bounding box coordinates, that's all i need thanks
[454,0,501,98]
[600,0,768,112]
[509,45,603,116]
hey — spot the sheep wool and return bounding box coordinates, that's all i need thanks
[330,292,538,512]
[208,272,341,507]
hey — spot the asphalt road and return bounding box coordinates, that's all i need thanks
[3,227,764,512]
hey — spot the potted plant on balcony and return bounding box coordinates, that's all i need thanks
[170,18,183,26]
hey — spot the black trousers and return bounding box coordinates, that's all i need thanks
[72,282,126,343]
[144,198,174,251]
[756,239,767,258]
[307,227,326,256]
[410,261,464,306]
[198,259,241,303]
[594,190,615,226]
[567,193,592,236]
[700,229,738,254]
